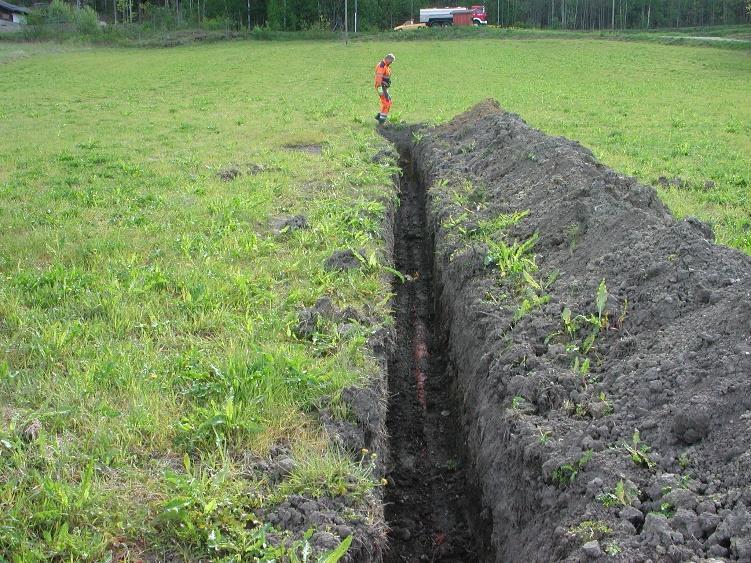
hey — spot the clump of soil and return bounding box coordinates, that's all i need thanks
[371,146,398,165]
[402,100,751,561]
[22,419,42,442]
[324,249,365,272]
[252,441,386,561]
[284,143,323,155]
[293,296,372,341]
[271,214,309,235]
[658,175,686,188]
[249,163,274,175]
[218,163,278,181]
[217,166,241,181]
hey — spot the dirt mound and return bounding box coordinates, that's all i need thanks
[402,100,751,561]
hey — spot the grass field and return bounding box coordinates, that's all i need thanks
[0,38,750,560]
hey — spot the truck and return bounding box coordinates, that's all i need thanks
[419,5,488,26]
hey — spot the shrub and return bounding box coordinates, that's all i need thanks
[22,0,101,40]
[75,6,100,35]
[46,0,74,24]
[202,16,233,31]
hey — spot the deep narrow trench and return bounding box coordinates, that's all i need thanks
[384,150,489,562]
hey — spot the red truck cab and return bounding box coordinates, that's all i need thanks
[471,5,488,24]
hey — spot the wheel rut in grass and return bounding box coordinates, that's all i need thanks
[383,150,490,563]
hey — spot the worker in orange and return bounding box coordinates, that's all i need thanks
[374,53,395,124]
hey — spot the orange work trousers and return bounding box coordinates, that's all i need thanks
[379,92,392,115]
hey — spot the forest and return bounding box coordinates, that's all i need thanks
[20,0,751,32]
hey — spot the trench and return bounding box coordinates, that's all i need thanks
[371,100,751,562]
[383,149,491,562]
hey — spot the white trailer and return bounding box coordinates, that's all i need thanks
[419,7,462,26]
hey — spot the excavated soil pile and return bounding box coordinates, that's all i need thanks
[399,100,751,561]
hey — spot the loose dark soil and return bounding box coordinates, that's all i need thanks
[395,102,751,561]
[383,154,491,562]
[324,248,366,271]
[387,101,751,562]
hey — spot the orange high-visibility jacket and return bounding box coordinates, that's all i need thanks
[374,60,392,88]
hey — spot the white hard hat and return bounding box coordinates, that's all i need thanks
[386,53,396,61]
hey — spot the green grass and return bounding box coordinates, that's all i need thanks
[634,23,751,40]
[0,42,90,64]
[0,38,749,559]
[0,42,400,560]
[385,24,751,49]
[4,22,751,50]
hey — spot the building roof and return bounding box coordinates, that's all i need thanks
[0,0,31,14]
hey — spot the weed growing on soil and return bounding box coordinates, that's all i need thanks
[652,502,676,518]
[440,199,552,323]
[568,520,612,543]
[598,392,614,415]
[279,447,380,501]
[624,430,656,471]
[565,223,581,253]
[678,453,691,470]
[157,461,341,560]
[450,179,488,210]
[484,236,538,278]
[537,426,552,444]
[605,541,623,556]
[547,280,623,379]
[514,269,558,322]
[471,211,530,239]
[552,450,593,486]
[563,400,593,419]
[351,249,406,283]
[444,458,460,471]
[677,473,692,489]
[459,141,478,155]
[597,479,640,508]
[483,233,556,323]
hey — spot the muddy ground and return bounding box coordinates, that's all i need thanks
[382,100,751,562]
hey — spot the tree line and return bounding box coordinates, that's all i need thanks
[490,0,750,29]
[21,0,751,31]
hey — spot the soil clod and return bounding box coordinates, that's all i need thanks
[284,143,323,155]
[272,214,310,234]
[324,249,365,271]
[217,166,241,181]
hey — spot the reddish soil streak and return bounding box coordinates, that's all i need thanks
[413,317,429,411]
